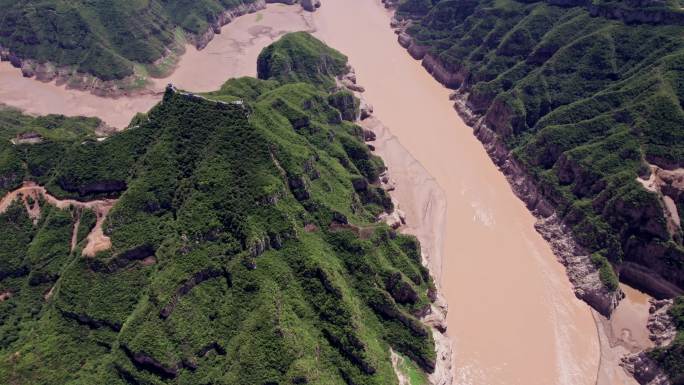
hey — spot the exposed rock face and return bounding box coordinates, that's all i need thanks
[450,93,625,316]
[61,310,122,331]
[159,268,230,319]
[422,54,466,90]
[637,165,684,242]
[647,299,677,347]
[620,262,683,299]
[622,353,671,385]
[0,291,12,302]
[87,244,156,273]
[0,48,150,97]
[187,0,268,49]
[58,179,127,198]
[300,0,321,12]
[621,299,676,385]
[338,63,454,385]
[391,8,684,315]
[535,215,624,316]
[122,345,179,379]
[422,294,453,385]
[266,0,320,13]
[338,68,366,92]
[11,132,43,145]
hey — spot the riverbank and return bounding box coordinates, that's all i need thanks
[0,1,656,383]
[313,1,603,384]
[358,113,453,384]
[0,4,314,129]
[383,2,672,384]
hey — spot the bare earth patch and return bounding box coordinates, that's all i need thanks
[0,181,117,257]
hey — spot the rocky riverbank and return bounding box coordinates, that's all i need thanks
[383,2,682,384]
[389,14,623,317]
[186,0,269,49]
[621,299,677,385]
[0,0,323,98]
[0,45,156,98]
[336,66,454,385]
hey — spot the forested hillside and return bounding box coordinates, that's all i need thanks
[0,0,316,90]
[393,0,684,380]
[0,32,435,385]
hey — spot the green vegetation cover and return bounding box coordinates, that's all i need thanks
[396,0,684,378]
[0,33,436,384]
[0,0,261,81]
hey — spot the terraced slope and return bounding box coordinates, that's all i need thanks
[0,33,435,384]
[392,0,684,380]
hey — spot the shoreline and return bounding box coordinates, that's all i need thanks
[382,4,675,385]
[0,4,314,129]
[359,114,453,384]
[0,0,271,98]
[335,63,453,384]
[0,1,657,383]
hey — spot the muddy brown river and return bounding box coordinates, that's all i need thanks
[0,2,653,384]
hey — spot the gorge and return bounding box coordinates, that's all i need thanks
[0,0,682,384]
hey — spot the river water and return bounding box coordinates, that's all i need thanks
[0,2,653,384]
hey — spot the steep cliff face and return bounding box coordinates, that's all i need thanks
[0,33,437,385]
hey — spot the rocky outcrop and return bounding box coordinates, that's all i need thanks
[87,244,156,273]
[535,215,624,316]
[421,54,467,90]
[620,262,683,299]
[57,178,127,198]
[450,91,625,316]
[267,0,320,12]
[61,310,122,331]
[300,0,321,12]
[187,0,268,50]
[648,299,677,347]
[11,132,43,145]
[121,345,179,379]
[621,299,676,385]
[422,294,453,385]
[621,353,671,385]
[0,291,12,302]
[159,268,230,319]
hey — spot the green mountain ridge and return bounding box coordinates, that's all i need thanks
[0,32,435,385]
